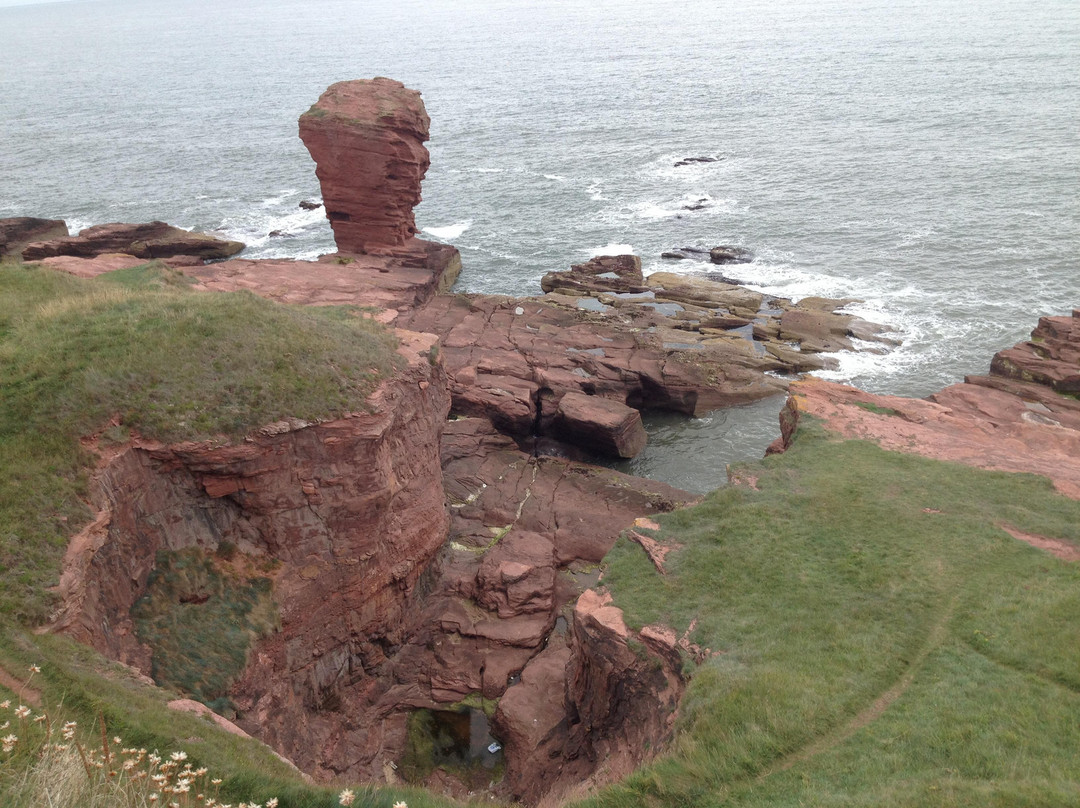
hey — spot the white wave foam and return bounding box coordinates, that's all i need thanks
[260,189,297,207]
[586,182,607,201]
[474,167,503,174]
[582,243,635,257]
[422,220,472,240]
[66,218,95,236]
[636,202,681,219]
[216,204,331,257]
[543,174,567,182]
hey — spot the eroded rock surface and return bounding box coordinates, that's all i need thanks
[773,309,1080,499]
[0,216,68,258]
[51,330,451,758]
[38,76,902,806]
[396,257,897,455]
[398,292,785,446]
[299,78,431,253]
[23,221,244,261]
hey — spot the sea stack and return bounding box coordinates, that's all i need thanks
[299,77,431,253]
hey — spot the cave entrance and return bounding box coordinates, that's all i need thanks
[401,706,503,786]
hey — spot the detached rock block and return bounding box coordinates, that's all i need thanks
[552,392,647,458]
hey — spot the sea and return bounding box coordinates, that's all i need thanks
[2,0,1077,492]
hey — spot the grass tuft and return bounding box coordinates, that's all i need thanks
[131,548,280,712]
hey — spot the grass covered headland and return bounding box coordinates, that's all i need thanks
[2,261,1079,806]
[595,422,1080,808]
[0,262,400,624]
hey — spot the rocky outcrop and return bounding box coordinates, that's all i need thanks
[51,329,451,735]
[23,221,244,261]
[396,261,897,456]
[399,292,784,445]
[772,309,1080,499]
[540,254,649,296]
[492,589,686,806]
[660,245,751,264]
[299,78,431,253]
[0,216,68,258]
[38,75,901,805]
[709,245,753,264]
[182,243,461,312]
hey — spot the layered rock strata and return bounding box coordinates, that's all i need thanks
[299,78,431,253]
[39,76,904,805]
[52,330,451,737]
[22,221,244,261]
[772,309,1080,499]
[0,216,68,258]
[398,255,897,456]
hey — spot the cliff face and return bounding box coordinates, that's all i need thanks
[52,329,451,727]
[299,78,431,253]
[492,589,686,806]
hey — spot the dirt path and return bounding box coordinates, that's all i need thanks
[1000,525,1080,562]
[758,595,957,780]
[0,663,42,707]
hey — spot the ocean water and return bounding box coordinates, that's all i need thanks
[2,0,1078,492]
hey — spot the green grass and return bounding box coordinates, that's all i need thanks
[584,421,1080,808]
[131,548,280,712]
[853,400,902,417]
[0,262,400,624]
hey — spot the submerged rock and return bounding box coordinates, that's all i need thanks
[673,156,720,167]
[709,245,753,264]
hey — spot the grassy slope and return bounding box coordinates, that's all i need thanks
[0,630,454,808]
[0,262,400,623]
[589,422,1080,808]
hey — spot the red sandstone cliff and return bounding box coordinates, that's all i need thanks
[52,329,451,720]
[299,78,431,253]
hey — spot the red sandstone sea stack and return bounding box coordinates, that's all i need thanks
[299,77,431,253]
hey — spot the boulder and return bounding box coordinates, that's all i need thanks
[552,392,647,459]
[22,221,244,261]
[709,245,753,264]
[540,253,647,296]
[0,217,68,258]
[299,78,431,252]
[298,199,322,210]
